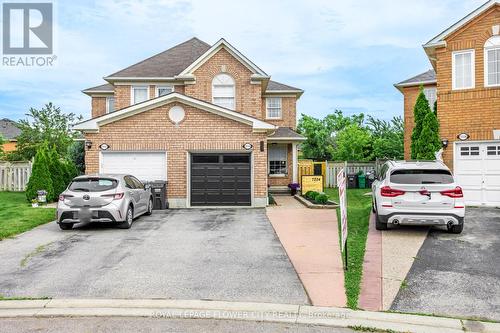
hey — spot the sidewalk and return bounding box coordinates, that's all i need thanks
[1,298,498,333]
[266,195,346,307]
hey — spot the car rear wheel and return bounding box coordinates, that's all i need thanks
[375,213,388,230]
[145,198,153,216]
[117,206,133,229]
[448,222,464,234]
[59,223,73,230]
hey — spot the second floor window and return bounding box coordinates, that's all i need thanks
[423,87,437,111]
[212,74,235,110]
[452,50,474,90]
[156,86,174,97]
[106,97,115,113]
[266,97,282,119]
[132,86,149,104]
[485,36,500,87]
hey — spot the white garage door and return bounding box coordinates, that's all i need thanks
[100,152,167,182]
[454,142,500,206]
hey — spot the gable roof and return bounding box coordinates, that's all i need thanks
[424,0,499,48]
[73,92,276,133]
[268,127,305,141]
[82,83,114,95]
[0,118,21,140]
[394,70,436,91]
[178,38,268,78]
[105,38,211,80]
[266,80,303,92]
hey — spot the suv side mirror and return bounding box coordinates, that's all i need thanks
[145,184,151,190]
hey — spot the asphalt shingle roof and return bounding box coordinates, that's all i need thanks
[107,37,211,78]
[0,118,21,140]
[395,69,436,87]
[268,127,305,139]
[83,83,114,93]
[266,80,302,92]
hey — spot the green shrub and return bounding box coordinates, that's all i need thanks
[309,191,320,200]
[315,194,329,204]
[304,191,315,199]
[305,191,320,199]
[268,193,276,205]
[25,145,54,202]
[61,160,78,188]
[47,146,67,201]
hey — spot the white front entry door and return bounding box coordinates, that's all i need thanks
[454,142,500,206]
[100,152,167,182]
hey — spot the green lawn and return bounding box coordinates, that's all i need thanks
[325,188,372,309]
[0,192,56,240]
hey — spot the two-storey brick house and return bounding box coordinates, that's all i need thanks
[74,38,305,208]
[395,0,500,206]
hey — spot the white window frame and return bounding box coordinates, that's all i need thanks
[212,74,235,110]
[423,87,437,111]
[268,144,288,176]
[452,49,475,90]
[266,97,282,119]
[105,96,115,114]
[130,85,150,105]
[484,41,500,88]
[156,85,174,97]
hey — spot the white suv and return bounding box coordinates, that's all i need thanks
[372,161,465,234]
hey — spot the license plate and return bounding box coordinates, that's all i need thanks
[79,208,92,221]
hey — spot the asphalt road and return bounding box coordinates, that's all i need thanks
[391,207,500,321]
[0,209,307,304]
[0,317,356,333]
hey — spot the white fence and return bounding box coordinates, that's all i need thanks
[325,161,377,188]
[0,161,32,191]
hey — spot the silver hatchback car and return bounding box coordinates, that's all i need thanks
[57,174,153,230]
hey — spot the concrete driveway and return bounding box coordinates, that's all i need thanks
[0,209,308,304]
[391,207,500,321]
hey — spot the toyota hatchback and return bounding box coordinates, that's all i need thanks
[372,161,465,233]
[57,174,153,230]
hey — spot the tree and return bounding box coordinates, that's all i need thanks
[410,87,432,159]
[366,116,404,160]
[298,110,364,160]
[25,145,54,202]
[0,134,4,160]
[15,103,81,160]
[47,146,67,201]
[68,140,85,174]
[332,124,372,161]
[416,111,441,160]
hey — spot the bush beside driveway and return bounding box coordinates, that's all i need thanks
[391,207,500,321]
[0,192,56,240]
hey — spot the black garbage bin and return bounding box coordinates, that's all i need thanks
[347,174,358,189]
[149,181,168,210]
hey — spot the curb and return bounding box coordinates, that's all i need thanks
[0,299,498,333]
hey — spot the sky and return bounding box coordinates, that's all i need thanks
[0,0,486,122]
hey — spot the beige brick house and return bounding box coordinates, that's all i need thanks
[74,38,305,208]
[395,0,500,206]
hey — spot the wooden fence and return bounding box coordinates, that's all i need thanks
[0,161,32,191]
[299,160,381,188]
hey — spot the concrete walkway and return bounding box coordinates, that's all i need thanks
[266,195,346,307]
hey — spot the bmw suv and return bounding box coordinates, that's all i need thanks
[57,174,153,230]
[372,161,465,234]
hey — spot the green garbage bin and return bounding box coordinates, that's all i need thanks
[358,174,366,189]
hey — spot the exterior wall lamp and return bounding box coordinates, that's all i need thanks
[85,140,92,150]
[441,139,449,148]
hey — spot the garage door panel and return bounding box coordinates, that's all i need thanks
[190,153,251,206]
[100,152,166,182]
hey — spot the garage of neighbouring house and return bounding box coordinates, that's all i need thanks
[100,151,167,181]
[454,141,500,207]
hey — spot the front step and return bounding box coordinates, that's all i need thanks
[269,186,290,195]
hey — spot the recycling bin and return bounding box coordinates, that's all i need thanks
[347,174,358,189]
[358,174,366,189]
[149,181,168,210]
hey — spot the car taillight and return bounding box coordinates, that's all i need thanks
[102,193,124,200]
[59,195,65,201]
[380,186,405,197]
[440,187,463,198]
[59,194,73,201]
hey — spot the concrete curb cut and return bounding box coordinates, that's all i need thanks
[0,299,498,333]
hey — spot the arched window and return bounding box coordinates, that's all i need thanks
[212,74,235,110]
[485,35,500,87]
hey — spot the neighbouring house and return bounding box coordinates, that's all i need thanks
[74,38,305,208]
[0,118,21,152]
[395,0,500,207]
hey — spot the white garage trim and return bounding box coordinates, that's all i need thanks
[453,140,500,207]
[99,151,167,182]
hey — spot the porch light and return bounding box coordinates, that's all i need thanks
[441,139,449,148]
[85,140,92,150]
